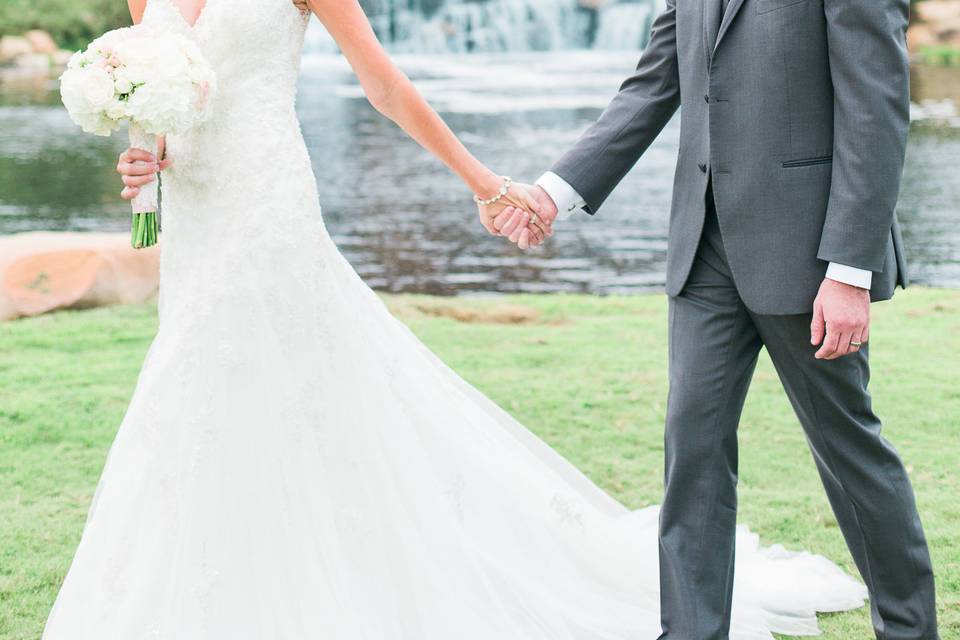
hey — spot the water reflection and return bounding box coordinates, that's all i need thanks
[0,52,957,293]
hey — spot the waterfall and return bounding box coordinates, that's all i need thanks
[304,0,662,55]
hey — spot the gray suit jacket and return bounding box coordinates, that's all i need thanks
[551,0,910,315]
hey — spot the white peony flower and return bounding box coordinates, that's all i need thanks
[88,27,130,56]
[114,69,133,95]
[66,50,86,70]
[79,66,116,110]
[105,97,128,121]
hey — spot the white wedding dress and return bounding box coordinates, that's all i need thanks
[43,1,869,638]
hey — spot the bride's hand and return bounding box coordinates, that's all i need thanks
[292,0,310,15]
[495,206,549,250]
[477,182,552,250]
[117,136,170,201]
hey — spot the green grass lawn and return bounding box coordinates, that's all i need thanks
[1,289,958,639]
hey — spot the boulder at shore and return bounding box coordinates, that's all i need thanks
[909,0,960,51]
[24,30,59,55]
[0,30,75,76]
[0,233,159,321]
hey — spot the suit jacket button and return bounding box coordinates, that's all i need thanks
[698,163,707,173]
[704,94,710,103]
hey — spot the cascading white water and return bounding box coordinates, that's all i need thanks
[593,1,660,51]
[304,0,663,55]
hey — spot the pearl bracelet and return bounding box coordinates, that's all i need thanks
[473,176,512,206]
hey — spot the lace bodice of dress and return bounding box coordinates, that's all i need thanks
[140,0,325,317]
[144,0,308,112]
[142,0,310,180]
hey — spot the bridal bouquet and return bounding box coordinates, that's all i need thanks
[60,26,217,248]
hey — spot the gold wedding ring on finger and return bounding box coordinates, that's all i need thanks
[850,341,863,348]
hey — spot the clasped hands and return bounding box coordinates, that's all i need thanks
[476,182,560,250]
[475,180,870,362]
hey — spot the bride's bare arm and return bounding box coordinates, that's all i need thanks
[307,0,507,198]
[127,0,147,24]
[305,0,549,245]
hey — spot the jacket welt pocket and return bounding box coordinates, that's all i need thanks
[757,0,810,14]
[782,155,832,168]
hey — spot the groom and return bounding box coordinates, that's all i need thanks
[495,0,940,638]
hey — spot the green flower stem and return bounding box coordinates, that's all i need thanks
[130,212,159,249]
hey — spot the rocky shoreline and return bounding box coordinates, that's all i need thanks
[2,7,958,321]
[0,31,73,79]
[909,0,960,61]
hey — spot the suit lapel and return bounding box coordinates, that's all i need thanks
[714,0,747,55]
[703,0,723,65]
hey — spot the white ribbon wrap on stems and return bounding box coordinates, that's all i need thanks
[129,123,159,215]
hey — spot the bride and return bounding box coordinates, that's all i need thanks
[43,0,869,638]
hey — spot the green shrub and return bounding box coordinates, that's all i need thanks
[0,0,132,50]
[919,44,960,66]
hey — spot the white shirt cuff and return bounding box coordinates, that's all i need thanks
[826,262,873,289]
[536,172,586,221]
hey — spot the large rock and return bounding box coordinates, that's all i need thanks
[52,49,75,67]
[917,0,960,26]
[24,30,58,55]
[909,23,939,52]
[0,36,33,63]
[0,233,160,321]
[913,0,960,48]
[11,52,51,72]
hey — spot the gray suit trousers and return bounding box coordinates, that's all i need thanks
[657,189,938,640]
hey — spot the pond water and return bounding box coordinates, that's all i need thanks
[0,52,957,295]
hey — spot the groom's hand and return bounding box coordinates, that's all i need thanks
[479,182,557,250]
[488,183,559,250]
[811,278,871,360]
[528,184,559,226]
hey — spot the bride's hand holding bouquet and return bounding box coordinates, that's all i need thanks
[117,137,171,204]
[59,25,216,248]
